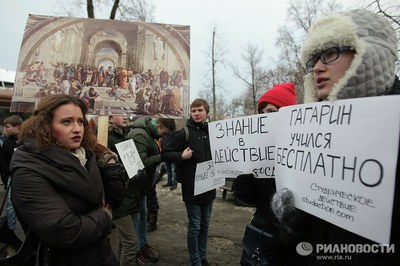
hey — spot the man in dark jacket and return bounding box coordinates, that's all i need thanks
[0,115,23,230]
[107,115,145,266]
[126,116,175,263]
[162,99,215,266]
[0,115,23,253]
[1,116,23,190]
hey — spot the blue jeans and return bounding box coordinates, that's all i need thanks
[132,196,148,249]
[166,162,177,186]
[6,176,16,230]
[185,201,213,266]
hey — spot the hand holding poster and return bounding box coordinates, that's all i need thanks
[115,139,145,179]
[194,160,225,196]
[274,95,400,244]
[208,113,278,178]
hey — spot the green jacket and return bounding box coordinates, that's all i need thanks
[126,117,162,199]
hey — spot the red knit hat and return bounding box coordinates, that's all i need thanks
[258,82,296,108]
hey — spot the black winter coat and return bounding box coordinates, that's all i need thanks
[0,134,19,177]
[100,161,126,211]
[107,125,140,218]
[162,118,216,204]
[107,125,129,155]
[10,138,118,266]
[234,174,278,230]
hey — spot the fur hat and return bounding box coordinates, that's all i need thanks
[301,9,398,103]
[258,82,296,108]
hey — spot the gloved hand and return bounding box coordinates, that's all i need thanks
[271,188,313,247]
[270,188,296,223]
[233,174,258,205]
[128,169,146,186]
[95,143,118,168]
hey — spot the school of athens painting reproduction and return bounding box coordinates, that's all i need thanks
[11,14,190,118]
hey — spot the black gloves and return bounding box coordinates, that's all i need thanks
[129,169,146,185]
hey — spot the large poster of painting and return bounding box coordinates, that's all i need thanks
[11,14,190,118]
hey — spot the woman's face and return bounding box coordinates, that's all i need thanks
[260,103,279,113]
[52,103,84,151]
[313,51,355,100]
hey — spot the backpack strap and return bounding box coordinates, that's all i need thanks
[183,126,189,143]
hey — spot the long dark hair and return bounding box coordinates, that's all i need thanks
[19,94,96,151]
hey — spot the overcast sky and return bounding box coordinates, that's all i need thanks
[0,0,382,99]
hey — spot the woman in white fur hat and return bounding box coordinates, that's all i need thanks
[301,9,399,102]
[272,8,399,266]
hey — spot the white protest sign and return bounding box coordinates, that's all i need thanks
[209,113,278,178]
[275,95,400,244]
[115,139,145,179]
[194,160,225,196]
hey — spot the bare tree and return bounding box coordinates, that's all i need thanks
[288,0,340,33]
[57,0,155,22]
[198,89,213,108]
[214,97,230,120]
[197,89,229,120]
[232,43,267,114]
[211,28,217,120]
[225,97,245,118]
[110,0,120,19]
[199,25,228,121]
[275,0,400,99]
[118,0,155,22]
[365,0,400,72]
[57,0,87,17]
[273,0,342,102]
[366,0,400,29]
[87,0,95,18]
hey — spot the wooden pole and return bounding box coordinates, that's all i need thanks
[97,116,108,146]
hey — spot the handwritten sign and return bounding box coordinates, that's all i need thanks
[209,113,278,178]
[115,139,145,179]
[194,160,225,196]
[275,95,400,244]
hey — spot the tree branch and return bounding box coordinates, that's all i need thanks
[110,0,120,20]
[87,0,94,18]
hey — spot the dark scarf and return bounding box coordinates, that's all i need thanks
[386,75,400,95]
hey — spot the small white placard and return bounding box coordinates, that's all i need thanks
[194,160,225,196]
[115,139,145,178]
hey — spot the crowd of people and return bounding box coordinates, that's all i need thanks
[24,62,183,91]
[0,7,399,266]
[24,61,185,115]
